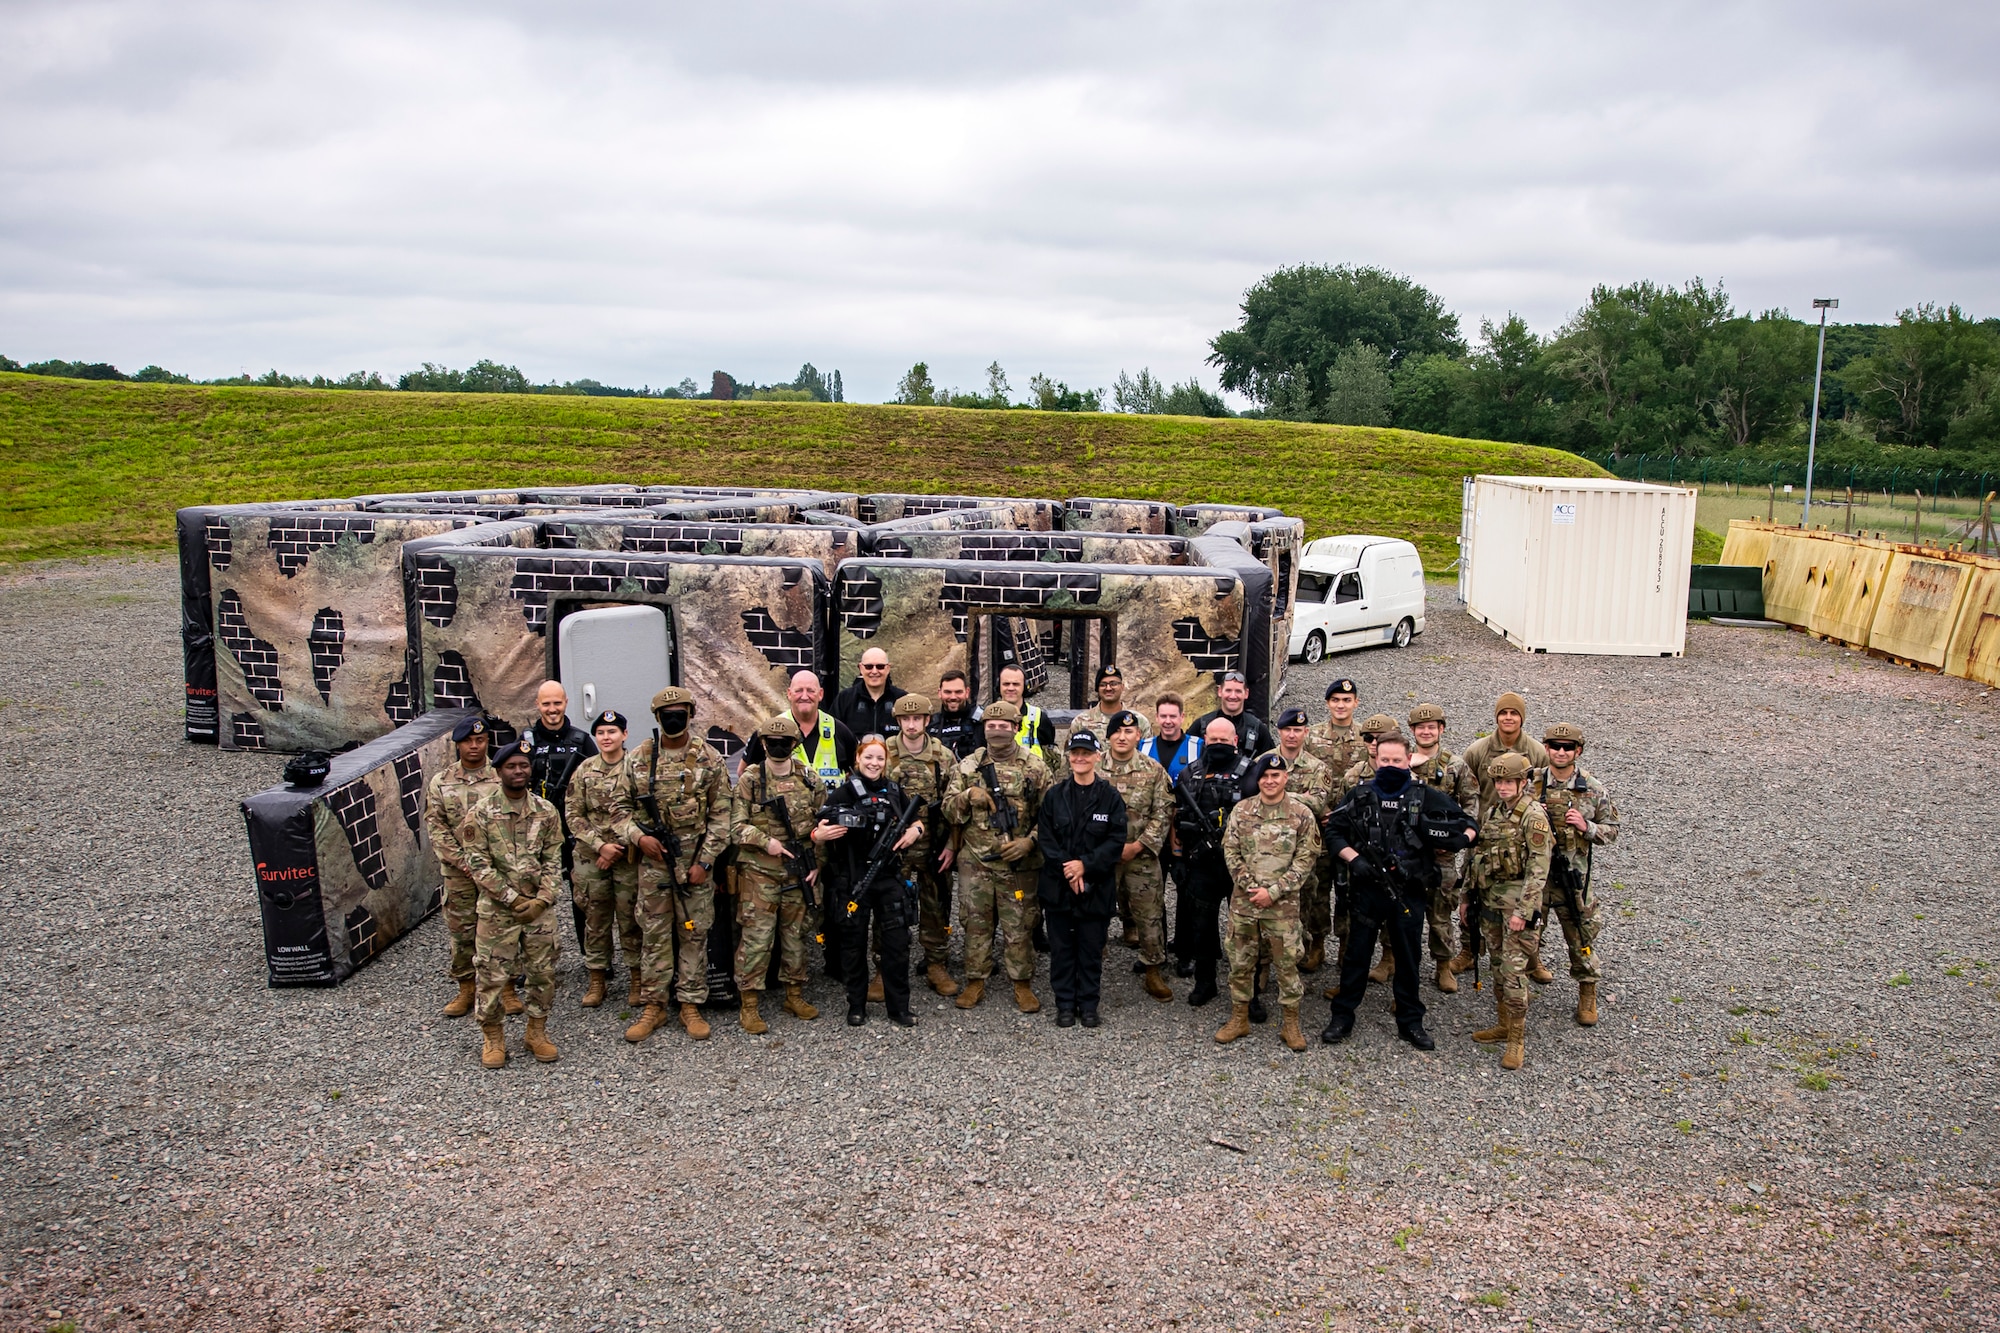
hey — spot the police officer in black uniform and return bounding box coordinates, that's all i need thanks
[812,736,926,1027]
[524,680,597,946]
[929,669,981,760]
[1321,729,1478,1051]
[1171,716,1254,1007]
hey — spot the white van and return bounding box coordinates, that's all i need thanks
[1288,535,1427,663]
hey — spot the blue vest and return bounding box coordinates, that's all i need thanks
[1140,732,1201,782]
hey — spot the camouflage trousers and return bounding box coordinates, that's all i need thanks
[1116,854,1167,967]
[474,897,559,1023]
[1227,896,1303,1006]
[734,866,809,992]
[638,854,715,1005]
[1427,857,1463,963]
[442,866,479,981]
[959,855,1039,983]
[905,854,952,968]
[1302,855,1333,945]
[1479,889,1537,1003]
[572,855,641,974]
[1535,880,1602,981]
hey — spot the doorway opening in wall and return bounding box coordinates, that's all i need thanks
[546,599,678,736]
[966,612,1116,717]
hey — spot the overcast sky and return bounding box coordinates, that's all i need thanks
[3,2,1997,401]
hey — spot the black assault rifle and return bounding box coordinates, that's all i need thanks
[843,795,923,922]
[979,762,1018,840]
[632,730,695,961]
[760,769,818,914]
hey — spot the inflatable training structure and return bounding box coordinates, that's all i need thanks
[193,485,1302,984]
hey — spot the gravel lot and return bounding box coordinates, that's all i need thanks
[2,556,1996,1332]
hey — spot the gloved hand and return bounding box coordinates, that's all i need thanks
[1348,847,1382,880]
[997,835,1035,863]
[967,786,994,811]
[514,896,551,923]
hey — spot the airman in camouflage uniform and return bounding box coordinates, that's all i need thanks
[462,741,566,1068]
[885,693,965,997]
[1462,691,1550,810]
[1214,755,1320,1052]
[730,715,827,1034]
[622,688,734,1044]
[942,700,1052,1013]
[1408,703,1480,993]
[1305,678,1369,778]
[1270,707,1334,972]
[564,710,641,1011]
[427,714,507,1019]
[1067,662,1154,749]
[1467,752,1553,1071]
[1532,722,1620,1027]
[1099,709,1174,1000]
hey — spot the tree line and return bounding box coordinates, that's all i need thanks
[1205,264,2000,466]
[0,356,846,403]
[890,361,1233,416]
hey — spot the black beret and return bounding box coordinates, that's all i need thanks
[1106,709,1142,733]
[1325,678,1358,700]
[1277,706,1310,727]
[491,739,531,765]
[452,714,489,742]
[591,709,630,732]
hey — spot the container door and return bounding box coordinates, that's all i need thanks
[557,605,674,733]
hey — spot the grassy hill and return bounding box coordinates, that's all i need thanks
[0,372,1624,568]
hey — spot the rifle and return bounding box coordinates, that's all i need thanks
[632,730,695,961]
[979,763,1018,838]
[1172,780,1224,857]
[759,766,818,913]
[1549,848,1591,960]
[842,794,923,921]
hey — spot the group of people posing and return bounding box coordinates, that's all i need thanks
[424,650,1618,1074]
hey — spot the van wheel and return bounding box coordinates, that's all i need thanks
[1392,618,1414,649]
[1301,631,1325,664]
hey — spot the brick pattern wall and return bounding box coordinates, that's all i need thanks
[231,712,267,750]
[308,607,345,703]
[205,518,232,570]
[346,905,380,967]
[707,725,745,761]
[324,777,390,891]
[937,566,1103,642]
[394,752,425,833]
[508,557,674,634]
[839,566,884,638]
[540,521,753,556]
[268,515,378,577]
[433,651,483,711]
[1172,615,1241,675]
[383,666,417,726]
[411,556,459,628]
[992,616,1050,694]
[740,607,815,672]
[217,589,284,710]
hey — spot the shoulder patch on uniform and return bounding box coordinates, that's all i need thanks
[1529,828,1550,848]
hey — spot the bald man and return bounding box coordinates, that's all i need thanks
[525,680,596,950]
[833,647,908,741]
[743,671,857,784]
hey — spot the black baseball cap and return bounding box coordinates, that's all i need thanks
[1325,678,1358,700]
[1066,729,1102,753]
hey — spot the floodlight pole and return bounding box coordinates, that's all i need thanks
[1803,298,1838,526]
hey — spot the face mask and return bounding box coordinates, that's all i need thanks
[1204,743,1239,771]
[1373,766,1412,794]
[658,710,689,737]
[764,737,795,760]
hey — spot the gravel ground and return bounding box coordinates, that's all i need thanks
[2,556,1997,1333]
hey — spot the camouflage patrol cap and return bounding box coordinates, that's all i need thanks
[1408,703,1446,727]
[756,714,801,740]
[982,700,1022,724]
[651,686,695,712]
[1489,752,1532,780]
[1543,722,1585,747]
[893,693,933,718]
[1359,712,1400,737]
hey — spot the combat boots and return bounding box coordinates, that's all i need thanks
[523,1016,559,1063]
[1013,981,1041,1014]
[1369,951,1395,984]
[1434,960,1459,995]
[500,979,525,1015]
[739,991,768,1035]
[783,985,819,1021]
[1501,998,1527,1070]
[1527,948,1555,985]
[1279,1004,1306,1052]
[1142,966,1173,1002]
[1446,946,1478,975]
[443,980,476,1018]
[626,973,644,1006]
[1472,994,1509,1044]
[625,1002,667,1043]
[1121,924,1142,949]
[1214,1002,1251,1044]
[479,1022,507,1069]
[867,974,886,1004]
[581,970,608,1008]
[679,1003,711,1040]
[927,963,960,998]
[955,977,986,1009]
[1576,980,1598,1027]
[1301,935,1324,974]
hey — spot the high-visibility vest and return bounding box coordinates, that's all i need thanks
[1016,704,1045,758]
[781,709,845,784]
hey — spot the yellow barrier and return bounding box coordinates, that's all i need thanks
[1718,519,1774,570]
[1760,529,1827,628]
[1869,549,1978,669]
[1944,562,2000,687]
[1806,536,1894,648]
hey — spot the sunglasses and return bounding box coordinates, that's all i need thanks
[860,663,888,671]
[1546,741,1579,752]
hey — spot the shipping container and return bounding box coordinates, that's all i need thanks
[1458,475,1696,656]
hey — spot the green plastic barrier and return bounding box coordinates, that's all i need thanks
[1688,564,1765,619]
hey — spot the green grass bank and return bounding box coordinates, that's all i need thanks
[0,373,1621,567]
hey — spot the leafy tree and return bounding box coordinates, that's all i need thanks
[1026,373,1102,412]
[985,362,1011,406]
[1156,377,1232,417]
[132,364,191,383]
[894,362,937,406]
[1700,312,1815,448]
[1113,367,1164,413]
[1208,263,1465,412]
[710,370,737,401]
[1321,341,1392,426]
[1839,304,2000,448]
[1542,278,1733,455]
[830,369,844,403]
[19,359,127,380]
